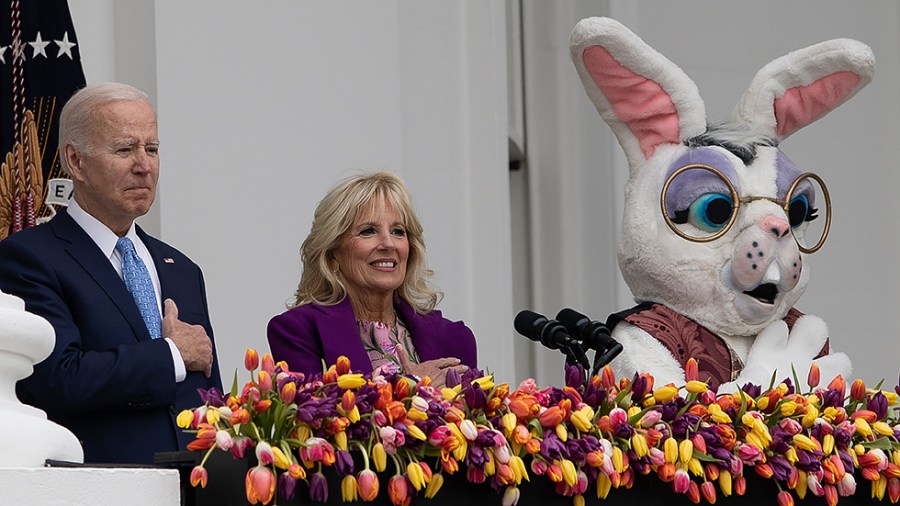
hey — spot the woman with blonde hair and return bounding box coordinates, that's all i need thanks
[268,171,476,386]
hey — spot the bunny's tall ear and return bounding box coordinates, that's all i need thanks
[733,39,874,141]
[570,17,706,169]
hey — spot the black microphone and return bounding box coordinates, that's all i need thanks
[556,308,624,374]
[556,308,617,350]
[514,310,578,350]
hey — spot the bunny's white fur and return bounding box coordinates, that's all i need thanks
[570,17,874,391]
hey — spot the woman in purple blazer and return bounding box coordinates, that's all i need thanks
[267,172,476,386]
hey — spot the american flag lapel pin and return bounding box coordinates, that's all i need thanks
[163,258,175,264]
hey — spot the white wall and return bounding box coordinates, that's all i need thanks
[68,0,900,387]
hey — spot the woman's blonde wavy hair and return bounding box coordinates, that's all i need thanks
[291,171,441,314]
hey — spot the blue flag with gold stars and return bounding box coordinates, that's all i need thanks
[0,0,85,239]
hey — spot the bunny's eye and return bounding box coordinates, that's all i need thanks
[678,193,733,232]
[787,194,817,228]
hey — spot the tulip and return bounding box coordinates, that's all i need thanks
[357,469,379,501]
[888,477,900,503]
[244,348,259,371]
[459,419,479,441]
[777,490,794,506]
[424,472,444,498]
[190,466,208,488]
[338,373,367,390]
[245,465,275,505]
[407,461,427,491]
[827,376,846,395]
[673,468,691,494]
[734,475,747,496]
[654,385,679,403]
[280,381,296,404]
[631,433,649,458]
[685,380,708,394]
[308,472,328,503]
[679,439,694,464]
[685,358,699,382]
[215,430,234,451]
[388,475,409,506]
[686,480,701,503]
[341,475,358,502]
[255,441,274,466]
[176,409,194,429]
[336,355,351,375]
[807,363,821,388]
[502,485,520,506]
[371,443,387,472]
[850,378,866,400]
[700,480,716,504]
[261,353,275,374]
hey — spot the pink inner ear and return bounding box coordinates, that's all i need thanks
[774,71,861,138]
[582,46,681,159]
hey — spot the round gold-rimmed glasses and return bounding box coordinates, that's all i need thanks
[660,164,831,254]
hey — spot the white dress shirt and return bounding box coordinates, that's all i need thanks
[67,200,187,382]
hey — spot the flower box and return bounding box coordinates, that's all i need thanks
[172,351,900,506]
[159,449,868,505]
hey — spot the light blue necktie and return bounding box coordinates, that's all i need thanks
[116,237,162,339]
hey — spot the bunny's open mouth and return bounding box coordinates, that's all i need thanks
[743,283,778,305]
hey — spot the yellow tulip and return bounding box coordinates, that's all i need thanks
[560,459,577,487]
[873,421,894,437]
[473,375,495,391]
[801,405,819,428]
[407,462,426,491]
[612,447,626,473]
[792,434,819,452]
[337,373,367,390]
[653,385,679,403]
[510,455,529,483]
[688,457,703,477]
[272,446,291,470]
[424,473,444,498]
[334,431,348,451]
[484,452,496,476]
[679,439,693,464]
[664,437,678,464]
[855,418,873,438]
[685,380,708,394]
[372,443,387,472]
[631,434,649,458]
[555,424,568,442]
[341,475,358,501]
[822,434,835,455]
[501,413,517,436]
[597,473,612,499]
[719,469,732,496]
[708,404,732,424]
[571,410,592,433]
[780,401,797,417]
[176,410,194,429]
[407,423,427,441]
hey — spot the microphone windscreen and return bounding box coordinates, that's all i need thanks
[514,310,544,342]
[556,308,589,333]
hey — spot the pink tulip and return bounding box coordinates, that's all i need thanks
[215,430,233,451]
[245,465,275,505]
[255,441,274,466]
[190,466,207,488]
[673,469,691,494]
[388,475,409,506]
[358,469,379,501]
[261,353,275,374]
[777,490,794,506]
[700,481,716,504]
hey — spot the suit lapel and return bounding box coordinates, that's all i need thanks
[319,299,373,374]
[51,210,154,342]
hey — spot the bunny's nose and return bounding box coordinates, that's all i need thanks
[760,215,791,239]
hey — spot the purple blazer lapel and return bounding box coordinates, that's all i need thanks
[317,298,374,374]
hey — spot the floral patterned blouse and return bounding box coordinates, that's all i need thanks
[358,318,419,375]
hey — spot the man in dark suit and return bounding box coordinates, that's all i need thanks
[0,82,222,465]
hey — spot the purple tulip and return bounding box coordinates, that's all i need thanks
[197,387,225,407]
[445,368,462,388]
[540,433,567,461]
[565,364,584,389]
[334,450,354,476]
[277,473,297,500]
[309,472,328,503]
[867,392,888,420]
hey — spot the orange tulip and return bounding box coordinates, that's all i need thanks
[244,349,259,371]
[388,474,410,506]
[190,466,208,488]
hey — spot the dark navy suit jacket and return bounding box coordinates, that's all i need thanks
[0,209,222,464]
[267,297,477,377]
